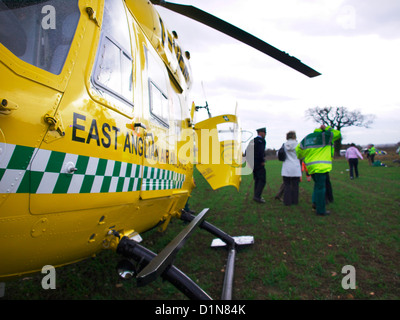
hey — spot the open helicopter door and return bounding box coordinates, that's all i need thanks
[194,114,242,190]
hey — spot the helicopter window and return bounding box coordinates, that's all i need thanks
[217,122,239,142]
[149,80,169,127]
[171,92,182,138]
[146,49,169,127]
[0,0,80,75]
[91,0,133,108]
[101,0,131,55]
[94,36,133,106]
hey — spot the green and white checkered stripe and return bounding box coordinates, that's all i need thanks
[0,143,33,194]
[141,166,185,191]
[0,143,185,194]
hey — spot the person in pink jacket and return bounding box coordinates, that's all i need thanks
[345,143,363,179]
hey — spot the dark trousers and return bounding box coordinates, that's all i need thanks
[283,176,299,206]
[253,166,266,199]
[369,154,375,165]
[312,173,328,214]
[325,173,334,204]
[348,158,359,178]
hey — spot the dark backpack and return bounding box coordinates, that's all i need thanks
[278,144,286,161]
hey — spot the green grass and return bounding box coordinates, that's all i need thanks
[2,157,400,300]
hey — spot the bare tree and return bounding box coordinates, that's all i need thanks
[305,106,375,156]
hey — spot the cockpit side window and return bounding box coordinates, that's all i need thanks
[92,0,133,108]
[0,0,80,75]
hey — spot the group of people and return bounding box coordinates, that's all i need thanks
[251,125,341,216]
[345,143,381,174]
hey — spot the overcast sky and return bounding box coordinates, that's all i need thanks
[156,0,400,150]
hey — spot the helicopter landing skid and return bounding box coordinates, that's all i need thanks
[116,235,212,300]
[116,208,211,300]
[116,208,253,300]
[180,211,254,300]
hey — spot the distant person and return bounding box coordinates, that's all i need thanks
[368,144,377,165]
[345,143,363,179]
[252,127,267,203]
[280,131,301,206]
[296,125,341,216]
[394,146,400,164]
[364,148,370,163]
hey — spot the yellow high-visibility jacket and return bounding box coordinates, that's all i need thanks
[368,146,376,155]
[296,127,341,174]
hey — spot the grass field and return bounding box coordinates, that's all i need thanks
[2,155,400,300]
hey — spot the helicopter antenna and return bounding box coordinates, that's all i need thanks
[195,81,211,118]
[195,101,211,118]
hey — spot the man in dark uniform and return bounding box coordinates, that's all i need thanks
[253,127,267,203]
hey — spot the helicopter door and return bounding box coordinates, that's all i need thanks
[195,114,242,190]
[0,1,81,209]
[26,0,140,214]
[140,48,178,200]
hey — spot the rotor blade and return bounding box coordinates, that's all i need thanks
[152,1,321,77]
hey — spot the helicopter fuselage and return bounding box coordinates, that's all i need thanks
[0,0,230,280]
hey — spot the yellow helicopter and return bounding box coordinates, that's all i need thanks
[0,0,319,299]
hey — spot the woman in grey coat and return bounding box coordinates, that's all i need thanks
[281,131,302,206]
